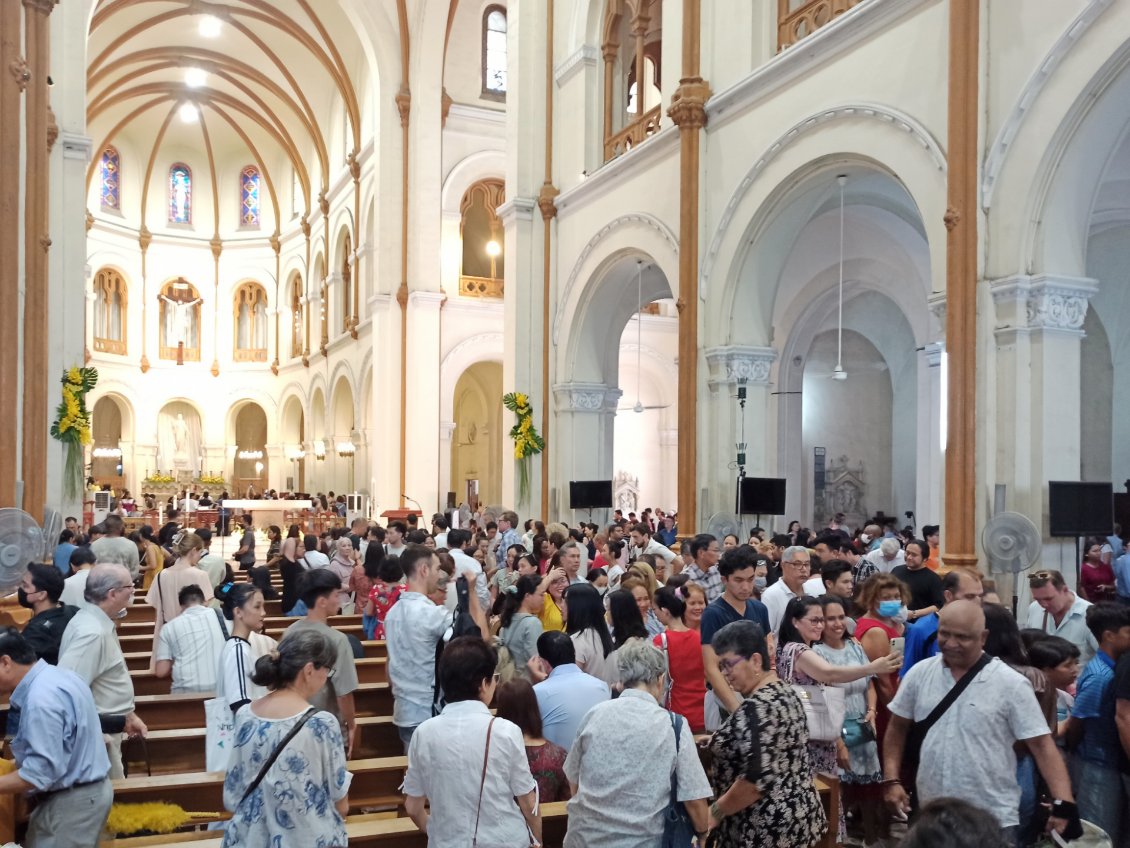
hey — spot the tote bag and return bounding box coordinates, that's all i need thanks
[204,697,236,773]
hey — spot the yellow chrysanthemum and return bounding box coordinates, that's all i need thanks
[66,367,82,386]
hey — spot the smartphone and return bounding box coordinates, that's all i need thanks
[890,636,905,654]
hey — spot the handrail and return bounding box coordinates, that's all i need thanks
[778,0,865,51]
[603,104,662,162]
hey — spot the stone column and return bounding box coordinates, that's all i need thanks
[991,275,1097,556]
[705,345,777,519]
[21,0,56,515]
[404,291,444,512]
[916,342,946,530]
[438,421,456,508]
[552,382,622,522]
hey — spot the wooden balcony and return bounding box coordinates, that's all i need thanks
[778,0,864,51]
[93,336,126,355]
[603,104,662,162]
[459,274,504,299]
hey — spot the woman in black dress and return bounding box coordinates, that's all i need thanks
[707,620,826,848]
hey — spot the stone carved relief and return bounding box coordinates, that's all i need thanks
[1026,291,1089,331]
[554,383,622,412]
[614,471,640,514]
[705,346,777,388]
[820,456,867,529]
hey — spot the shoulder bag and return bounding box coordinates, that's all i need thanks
[903,652,990,777]
[782,643,846,743]
[472,717,497,848]
[661,712,695,848]
[236,707,316,808]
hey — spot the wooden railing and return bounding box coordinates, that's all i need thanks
[603,104,662,162]
[459,274,504,299]
[778,0,864,51]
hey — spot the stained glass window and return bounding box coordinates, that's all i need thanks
[240,165,261,228]
[100,146,121,211]
[169,163,192,224]
[483,7,507,96]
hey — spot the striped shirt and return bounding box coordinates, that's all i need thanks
[154,605,227,693]
[217,635,271,714]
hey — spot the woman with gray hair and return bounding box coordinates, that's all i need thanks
[222,628,351,848]
[706,620,826,847]
[562,639,712,846]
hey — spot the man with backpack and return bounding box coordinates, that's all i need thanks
[900,569,983,678]
[384,545,487,752]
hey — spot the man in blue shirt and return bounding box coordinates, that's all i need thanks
[700,545,770,714]
[900,569,984,678]
[1067,603,1130,844]
[0,627,112,846]
[53,530,77,577]
[531,632,610,751]
[494,510,522,573]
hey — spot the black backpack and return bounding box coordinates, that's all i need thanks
[451,575,480,639]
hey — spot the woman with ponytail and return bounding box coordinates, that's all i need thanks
[498,574,546,681]
[652,585,707,731]
[217,583,277,715]
[222,628,351,848]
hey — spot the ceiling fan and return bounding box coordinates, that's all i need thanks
[618,260,670,414]
[808,175,851,381]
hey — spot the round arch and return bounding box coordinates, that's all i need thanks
[441,150,507,214]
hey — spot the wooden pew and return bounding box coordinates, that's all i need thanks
[133,682,391,730]
[102,802,571,848]
[116,613,364,637]
[122,640,386,671]
[127,714,406,775]
[130,657,388,696]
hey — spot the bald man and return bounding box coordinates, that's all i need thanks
[882,601,1081,841]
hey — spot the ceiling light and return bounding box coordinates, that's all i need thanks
[179,102,199,123]
[184,68,207,88]
[198,15,222,38]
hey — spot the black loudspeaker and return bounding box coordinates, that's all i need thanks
[569,480,613,510]
[1048,481,1114,537]
[740,477,787,515]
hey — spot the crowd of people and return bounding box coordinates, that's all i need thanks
[1,504,1129,848]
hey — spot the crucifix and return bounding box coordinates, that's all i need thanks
[159,281,203,365]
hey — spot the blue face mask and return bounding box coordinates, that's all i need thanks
[878,600,903,618]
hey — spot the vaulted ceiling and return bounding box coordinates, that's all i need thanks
[86,0,373,235]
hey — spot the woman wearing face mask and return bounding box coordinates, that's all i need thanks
[855,574,910,764]
[777,596,901,841]
[752,558,769,599]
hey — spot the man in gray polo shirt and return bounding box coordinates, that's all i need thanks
[89,514,140,581]
[883,601,1081,841]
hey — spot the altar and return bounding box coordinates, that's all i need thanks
[220,499,314,530]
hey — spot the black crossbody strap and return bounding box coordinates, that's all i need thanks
[214,607,229,640]
[238,707,316,807]
[917,652,990,738]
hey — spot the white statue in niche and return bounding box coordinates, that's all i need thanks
[157,405,202,475]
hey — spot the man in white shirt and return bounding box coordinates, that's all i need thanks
[446,529,490,610]
[57,564,147,778]
[1025,569,1099,666]
[153,584,227,693]
[532,632,610,751]
[301,533,330,569]
[89,515,140,581]
[628,523,685,574]
[194,528,226,590]
[864,537,905,575]
[385,521,407,557]
[60,547,97,610]
[761,545,811,633]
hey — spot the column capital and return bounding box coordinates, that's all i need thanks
[553,382,622,414]
[704,345,777,388]
[667,78,712,130]
[991,274,1098,339]
[498,197,537,227]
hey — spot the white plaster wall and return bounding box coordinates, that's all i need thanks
[445,0,508,109]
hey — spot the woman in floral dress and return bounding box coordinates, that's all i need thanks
[707,620,826,847]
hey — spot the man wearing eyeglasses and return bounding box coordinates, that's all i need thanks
[57,564,147,779]
[1025,569,1098,666]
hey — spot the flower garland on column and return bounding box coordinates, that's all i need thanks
[503,392,544,506]
[50,366,97,501]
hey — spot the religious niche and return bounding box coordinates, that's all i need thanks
[614,470,640,514]
[459,179,505,299]
[818,455,867,530]
[92,267,127,355]
[158,278,203,363]
[233,281,269,362]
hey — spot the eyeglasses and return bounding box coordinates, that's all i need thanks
[315,665,336,679]
[801,617,826,626]
[718,656,746,673]
[1028,571,1056,587]
[115,584,134,592]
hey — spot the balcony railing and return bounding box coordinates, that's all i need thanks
[603,104,663,162]
[778,0,864,51]
[460,275,504,299]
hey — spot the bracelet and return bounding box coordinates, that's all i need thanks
[880,778,902,786]
[709,801,722,821]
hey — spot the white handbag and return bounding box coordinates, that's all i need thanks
[792,683,847,743]
[204,697,235,773]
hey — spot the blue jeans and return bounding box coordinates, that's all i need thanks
[397,723,417,754]
[362,613,377,640]
[1074,757,1126,845]
[1016,755,1038,846]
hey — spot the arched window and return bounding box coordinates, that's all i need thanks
[240,165,261,228]
[169,163,192,224]
[158,278,203,361]
[482,6,507,98]
[290,274,304,358]
[341,233,353,332]
[459,179,506,298]
[233,282,269,361]
[92,267,127,355]
[100,147,121,212]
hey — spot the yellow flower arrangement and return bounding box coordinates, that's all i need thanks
[503,391,544,504]
[199,473,226,486]
[144,472,176,485]
[50,366,97,500]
